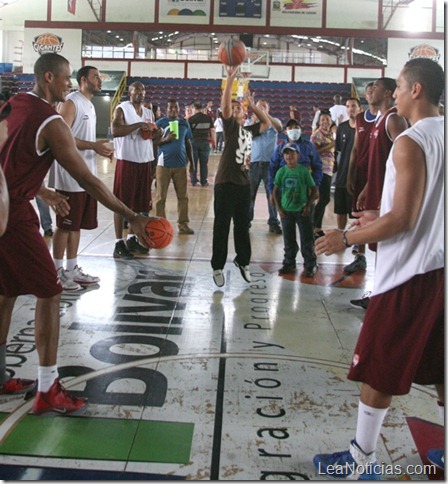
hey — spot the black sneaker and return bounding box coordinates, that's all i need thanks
[350,291,371,310]
[113,240,134,259]
[278,264,296,275]
[44,229,53,237]
[343,254,367,274]
[269,225,282,235]
[126,235,149,254]
[305,265,318,277]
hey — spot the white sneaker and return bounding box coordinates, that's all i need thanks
[57,267,82,291]
[233,259,251,283]
[66,265,100,286]
[213,270,225,287]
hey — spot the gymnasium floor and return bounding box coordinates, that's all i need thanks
[0,153,443,481]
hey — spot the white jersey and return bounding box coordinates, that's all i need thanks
[113,101,154,164]
[49,91,97,192]
[373,116,444,296]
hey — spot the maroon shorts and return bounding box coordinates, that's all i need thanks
[0,203,62,298]
[348,268,444,395]
[113,159,152,213]
[55,190,98,231]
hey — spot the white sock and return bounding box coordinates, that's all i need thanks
[37,365,58,392]
[355,401,389,454]
[54,258,64,270]
[126,234,134,240]
[116,238,124,243]
[66,258,77,271]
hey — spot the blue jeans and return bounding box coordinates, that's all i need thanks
[280,210,316,269]
[191,140,210,185]
[248,162,279,226]
[35,195,53,231]
[212,183,251,270]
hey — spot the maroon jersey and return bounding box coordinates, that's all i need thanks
[0,93,62,297]
[0,93,60,218]
[352,110,377,211]
[364,106,397,210]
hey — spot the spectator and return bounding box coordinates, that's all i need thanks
[311,111,335,238]
[330,94,350,127]
[35,195,54,237]
[214,110,224,153]
[246,99,283,234]
[155,99,195,234]
[273,143,319,277]
[188,101,215,187]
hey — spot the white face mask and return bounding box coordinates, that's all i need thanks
[287,128,301,141]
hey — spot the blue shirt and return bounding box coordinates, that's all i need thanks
[247,121,281,162]
[156,116,192,168]
[268,138,323,194]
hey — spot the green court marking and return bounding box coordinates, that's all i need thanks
[0,413,193,464]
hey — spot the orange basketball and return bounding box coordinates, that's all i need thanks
[145,218,174,249]
[217,38,247,67]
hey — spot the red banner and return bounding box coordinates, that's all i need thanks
[67,0,76,15]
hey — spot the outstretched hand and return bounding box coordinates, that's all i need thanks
[315,229,346,256]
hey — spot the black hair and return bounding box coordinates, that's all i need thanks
[34,53,70,81]
[402,58,445,106]
[76,65,97,85]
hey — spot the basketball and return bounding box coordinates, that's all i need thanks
[145,217,174,249]
[217,38,247,67]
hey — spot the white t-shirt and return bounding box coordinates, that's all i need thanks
[373,116,444,296]
[329,104,349,126]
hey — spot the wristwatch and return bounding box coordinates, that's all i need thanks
[342,230,352,248]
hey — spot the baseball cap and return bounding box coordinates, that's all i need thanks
[282,143,299,154]
[285,118,300,128]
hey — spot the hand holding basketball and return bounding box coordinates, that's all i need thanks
[145,217,174,249]
[218,38,247,67]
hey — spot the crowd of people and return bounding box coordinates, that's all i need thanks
[0,54,444,477]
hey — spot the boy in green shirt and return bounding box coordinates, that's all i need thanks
[273,143,319,277]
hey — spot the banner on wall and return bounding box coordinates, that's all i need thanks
[219,0,262,18]
[67,0,76,15]
[32,33,64,55]
[270,0,321,27]
[159,0,210,21]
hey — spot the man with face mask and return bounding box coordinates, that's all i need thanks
[268,119,323,202]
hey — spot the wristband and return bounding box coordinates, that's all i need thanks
[342,230,352,248]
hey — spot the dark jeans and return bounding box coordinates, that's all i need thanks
[280,210,316,269]
[314,173,332,229]
[212,183,251,270]
[216,132,224,151]
[248,162,279,226]
[191,140,210,185]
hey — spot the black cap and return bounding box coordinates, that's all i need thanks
[285,118,300,128]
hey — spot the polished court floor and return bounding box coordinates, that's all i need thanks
[0,153,443,480]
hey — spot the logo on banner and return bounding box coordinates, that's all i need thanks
[408,44,440,62]
[32,33,64,55]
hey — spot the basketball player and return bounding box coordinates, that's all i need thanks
[49,65,113,291]
[111,81,159,259]
[314,58,444,479]
[0,53,153,415]
[349,77,408,309]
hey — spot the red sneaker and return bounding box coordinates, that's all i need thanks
[0,378,36,395]
[31,379,88,416]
